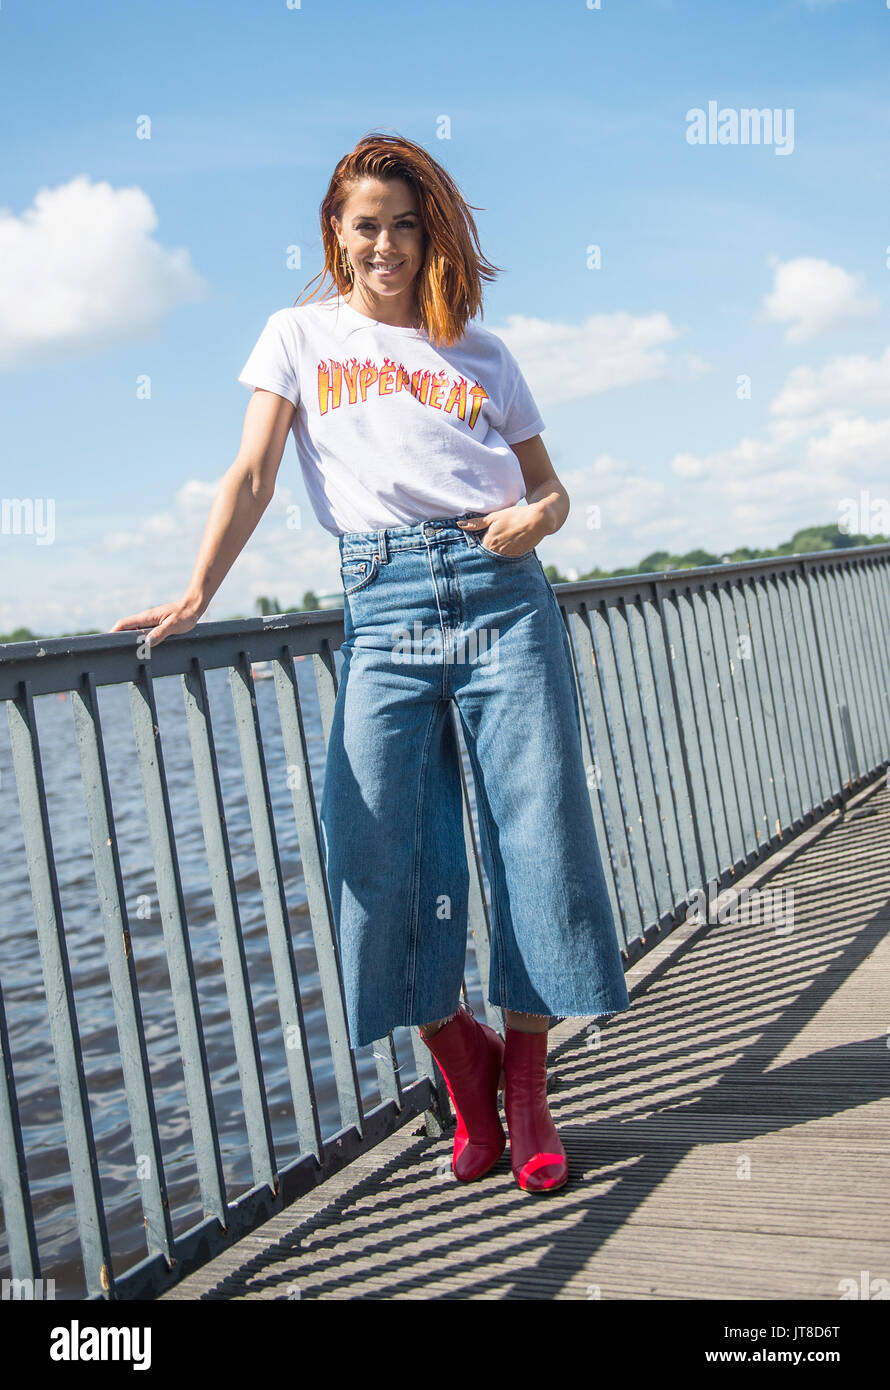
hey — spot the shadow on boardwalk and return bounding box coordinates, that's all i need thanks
[161,781,890,1301]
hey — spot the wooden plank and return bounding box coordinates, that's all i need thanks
[159,781,890,1302]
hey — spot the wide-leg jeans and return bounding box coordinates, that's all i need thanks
[319,512,631,1048]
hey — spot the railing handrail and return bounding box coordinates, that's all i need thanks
[3,539,888,675]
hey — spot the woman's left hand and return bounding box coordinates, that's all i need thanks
[457,504,548,557]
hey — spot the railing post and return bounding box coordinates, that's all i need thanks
[7,680,115,1298]
[653,582,708,903]
[800,558,849,797]
[72,670,176,1264]
[0,977,40,1282]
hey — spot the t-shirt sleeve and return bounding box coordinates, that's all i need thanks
[237,311,300,407]
[496,341,545,444]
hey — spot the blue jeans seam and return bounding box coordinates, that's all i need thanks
[423,541,451,700]
[455,717,511,1013]
[403,697,442,1019]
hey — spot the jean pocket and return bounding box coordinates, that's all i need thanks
[477,535,536,562]
[340,552,382,595]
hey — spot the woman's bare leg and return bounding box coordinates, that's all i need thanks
[418,1009,459,1040]
[421,1008,550,1039]
[504,1009,549,1034]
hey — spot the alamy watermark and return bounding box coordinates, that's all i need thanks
[838,489,890,537]
[3,1276,56,1299]
[686,102,794,156]
[685,881,795,934]
[389,622,500,670]
[49,1321,151,1370]
[1,497,55,545]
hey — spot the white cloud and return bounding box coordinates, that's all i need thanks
[143,513,179,537]
[721,467,833,504]
[0,176,209,369]
[659,343,890,537]
[491,310,711,407]
[670,434,784,482]
[588,453,631,478]
[100,480,224,555]
[671,451,710,479]
[102,530,144,553]
[769,346,890,418]
[759,256,879,344]
[804,413,890,473]
[554,456,668,546]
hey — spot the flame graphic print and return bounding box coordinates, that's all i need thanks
[317,355,489,428]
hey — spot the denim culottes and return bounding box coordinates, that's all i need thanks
[318,512,631,1048]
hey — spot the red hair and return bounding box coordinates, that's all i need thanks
[293,130,502,348]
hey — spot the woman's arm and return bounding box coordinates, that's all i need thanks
[110,388,296,647]
[512,433,570,535]
[457,433,570,554]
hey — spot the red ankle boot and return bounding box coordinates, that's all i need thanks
[419,1004,506,1181]
[503,1026,568,1192]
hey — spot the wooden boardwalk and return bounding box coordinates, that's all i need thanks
[160,777,890,1301]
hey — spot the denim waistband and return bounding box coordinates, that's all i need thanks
[338,511,486,561]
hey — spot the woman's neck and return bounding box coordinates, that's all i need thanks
[343,289,421,331]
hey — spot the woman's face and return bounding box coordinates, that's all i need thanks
[332,177,425,308]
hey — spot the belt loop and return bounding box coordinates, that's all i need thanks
[461,511,480,547]
[377,528,388,563]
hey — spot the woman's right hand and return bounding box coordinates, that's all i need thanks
[110,596,204,648]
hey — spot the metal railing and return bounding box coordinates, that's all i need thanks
[560,543,890,943]
[1,541,888,1299]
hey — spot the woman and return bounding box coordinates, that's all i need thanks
[112,131,630,1195]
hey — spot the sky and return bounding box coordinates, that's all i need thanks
[1,0,888,636]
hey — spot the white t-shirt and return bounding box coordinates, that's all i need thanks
[237,293,546,535]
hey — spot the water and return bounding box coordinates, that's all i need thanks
[0,654,489,1298]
